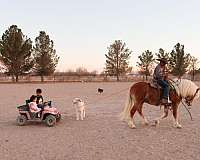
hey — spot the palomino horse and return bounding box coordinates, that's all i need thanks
[120,79,200,128]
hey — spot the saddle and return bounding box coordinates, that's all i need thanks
[149,79,162,89]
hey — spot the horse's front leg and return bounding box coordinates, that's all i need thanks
[154,105,169,126]
[172,105,182,129]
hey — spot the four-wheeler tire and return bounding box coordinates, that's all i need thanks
[45,115,56,127]
[16,115,27,126]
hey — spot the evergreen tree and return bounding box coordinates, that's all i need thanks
[105,40,132,81]
[169,43,190,77]
[137,50,154,81]
[188,56,199,81]
[33,31,59,82]
[0,25,33,82]
[156,48,170,60]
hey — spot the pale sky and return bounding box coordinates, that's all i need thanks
[0,0,200,72]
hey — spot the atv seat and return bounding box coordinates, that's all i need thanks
[17,104,29,111]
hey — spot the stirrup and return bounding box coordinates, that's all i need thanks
[161,99,172,105]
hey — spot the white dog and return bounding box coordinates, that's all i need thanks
[72,98,86,120]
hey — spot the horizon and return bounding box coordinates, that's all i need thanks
[0,0,200,73]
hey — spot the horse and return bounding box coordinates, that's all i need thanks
[120,78,200,129]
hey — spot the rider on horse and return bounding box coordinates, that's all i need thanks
[153,58,171,104]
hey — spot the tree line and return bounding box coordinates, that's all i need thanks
[0,25,199,82]
[105,40,199,81]
[0,25,59,82]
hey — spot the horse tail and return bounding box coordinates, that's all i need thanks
[120,90,134,122]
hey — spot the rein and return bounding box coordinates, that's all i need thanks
[180,100,193,121]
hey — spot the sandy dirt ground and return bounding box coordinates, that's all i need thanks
[0,82,200,160]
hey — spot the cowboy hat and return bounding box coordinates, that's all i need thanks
[156,58,167,64]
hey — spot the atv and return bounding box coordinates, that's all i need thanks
[16,100,61,127]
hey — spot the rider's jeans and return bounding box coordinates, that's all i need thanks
[157,79,169,99]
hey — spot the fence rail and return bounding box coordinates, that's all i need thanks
[0,74,198,83]
[0,75,144,83]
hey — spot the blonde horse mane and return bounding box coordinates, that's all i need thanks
[172,78,199,99]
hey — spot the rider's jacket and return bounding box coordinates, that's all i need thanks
[153,64,167,81]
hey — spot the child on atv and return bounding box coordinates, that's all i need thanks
[36,88,43,107]
[29,95,42,118]
[35,88,51,109]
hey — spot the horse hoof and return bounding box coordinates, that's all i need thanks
[176,124,182,129]
[174,124,182,129]
[128,121,136,129]
[130,125,136,129]
[128,124,136,129]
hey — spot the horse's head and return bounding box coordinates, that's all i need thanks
[184,88,200,106]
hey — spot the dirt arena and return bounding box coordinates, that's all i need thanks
[0,82,200,160]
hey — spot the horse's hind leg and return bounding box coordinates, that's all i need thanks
[128,105,137,129]
[172,105,182,128]
[137,104,149,125]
